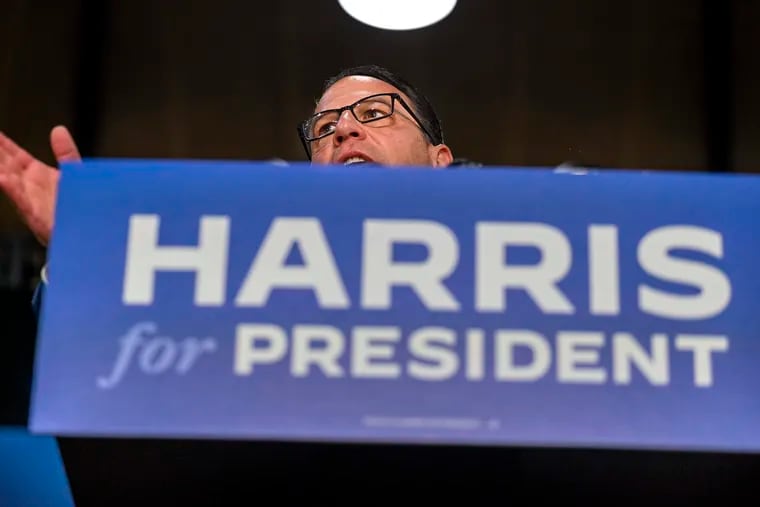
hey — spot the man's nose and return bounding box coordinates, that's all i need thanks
[332,110,366,145]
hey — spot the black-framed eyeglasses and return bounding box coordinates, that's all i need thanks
[296,92,438,160]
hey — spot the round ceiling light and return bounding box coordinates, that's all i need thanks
[338,0,458,30]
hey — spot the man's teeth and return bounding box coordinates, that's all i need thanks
[344,156,368,165]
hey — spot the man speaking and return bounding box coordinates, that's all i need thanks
[0,64,455,308]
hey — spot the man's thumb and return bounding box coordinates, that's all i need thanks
[50,125,82,164]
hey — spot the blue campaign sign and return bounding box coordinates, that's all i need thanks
[29,159,760,452]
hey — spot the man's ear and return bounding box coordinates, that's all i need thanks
[430,143,454,168]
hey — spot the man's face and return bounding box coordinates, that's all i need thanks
[308,76,452,167]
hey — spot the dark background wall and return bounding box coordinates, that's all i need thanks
[4,0,759,175]
[1,1,759,504]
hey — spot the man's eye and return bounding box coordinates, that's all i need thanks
[361,108,384,120]
[316,122,337,136]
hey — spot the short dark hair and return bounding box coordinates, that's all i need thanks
[320,64,444,146]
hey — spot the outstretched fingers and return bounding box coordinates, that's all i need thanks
[50,125,81,164]
[0,130,35,175]
[0,132,27,202]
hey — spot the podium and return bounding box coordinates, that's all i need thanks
[20,160,760,503]
[0,427,73,506]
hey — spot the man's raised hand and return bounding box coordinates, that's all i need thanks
[0,126,81,246]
